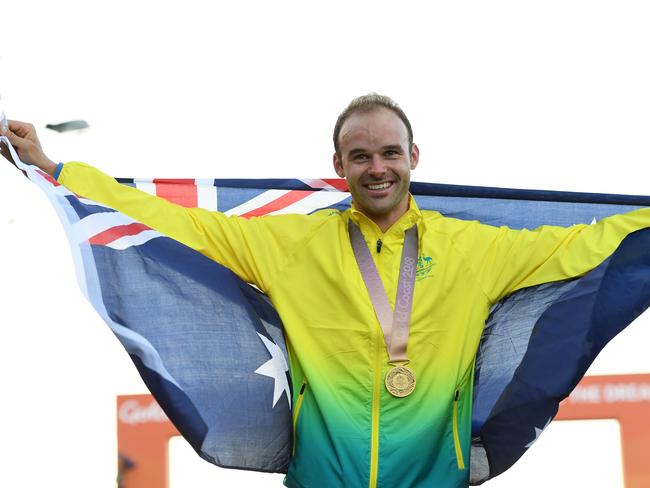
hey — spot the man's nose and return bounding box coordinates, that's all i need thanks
[367,154,387,176]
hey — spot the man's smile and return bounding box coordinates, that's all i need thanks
[366,182,393,191]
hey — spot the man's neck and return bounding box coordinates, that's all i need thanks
[356,198,411,233]
[373,214,402,233]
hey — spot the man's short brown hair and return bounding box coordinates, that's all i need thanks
[333,93,413,157]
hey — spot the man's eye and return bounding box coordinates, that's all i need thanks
[354,154,369,161]
[385,150,399,157]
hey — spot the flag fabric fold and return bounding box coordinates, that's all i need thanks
[5,137,650,482]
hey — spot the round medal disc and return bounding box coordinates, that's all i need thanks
[385,365,416,397]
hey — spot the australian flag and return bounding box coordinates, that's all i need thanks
[6,137,650,483]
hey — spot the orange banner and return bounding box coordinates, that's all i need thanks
[556,374,650,488]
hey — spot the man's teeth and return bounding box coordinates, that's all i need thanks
[368,182,391,190]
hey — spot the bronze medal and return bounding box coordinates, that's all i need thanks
[385,365,416,397]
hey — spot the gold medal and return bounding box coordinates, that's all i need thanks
[385,365,416,397]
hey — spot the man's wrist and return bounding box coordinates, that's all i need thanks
[36,156,58,176]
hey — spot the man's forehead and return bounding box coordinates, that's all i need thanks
[339,108,409,149]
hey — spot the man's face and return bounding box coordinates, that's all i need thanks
[333,107,419,230]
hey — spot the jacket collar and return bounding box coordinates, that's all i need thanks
[348,195,422,239]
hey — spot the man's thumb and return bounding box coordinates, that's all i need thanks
[1,127,25,149]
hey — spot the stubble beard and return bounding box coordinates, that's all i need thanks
[351,176,410,226]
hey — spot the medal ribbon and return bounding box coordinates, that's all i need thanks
[349,221,418,364]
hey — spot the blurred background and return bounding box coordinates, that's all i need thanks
[1,1,649,486]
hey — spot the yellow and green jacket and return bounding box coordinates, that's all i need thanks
[57,162,650,488]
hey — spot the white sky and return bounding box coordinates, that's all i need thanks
[1,1,649,486]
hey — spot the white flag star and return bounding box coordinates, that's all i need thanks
[590,217,598,225]
[254,333,291,408]
[525,417,552,448]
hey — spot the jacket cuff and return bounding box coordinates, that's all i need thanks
[53,162,64,181]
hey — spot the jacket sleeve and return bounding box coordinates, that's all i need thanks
[456,208,650,303]
[57,161,312,292]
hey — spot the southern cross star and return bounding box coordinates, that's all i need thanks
[525,417,552,448]
[254,333,291,408]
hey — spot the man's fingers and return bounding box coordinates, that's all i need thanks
[8,120,35,138]
[1,121,54,172]
[0,126,26,148]
[1,124,33,164]
[7,120,36,134]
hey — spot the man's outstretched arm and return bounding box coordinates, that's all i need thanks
[447,211,650,305]
[0,121,312,293]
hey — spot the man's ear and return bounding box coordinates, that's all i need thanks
[410,143,420,170]
[333,153,345,178]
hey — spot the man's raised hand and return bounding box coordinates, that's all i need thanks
[0,120,57,176]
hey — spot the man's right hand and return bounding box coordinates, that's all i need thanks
[0,120,57,176]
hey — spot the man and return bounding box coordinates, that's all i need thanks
[3,94,650,488]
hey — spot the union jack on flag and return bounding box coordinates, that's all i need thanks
[72,176,352,249]
[5,136,650,483]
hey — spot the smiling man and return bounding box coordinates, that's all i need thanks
[3,94,650,488]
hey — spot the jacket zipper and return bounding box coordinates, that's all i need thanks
[368,329,383,487]
[370,230,385,486]
[452,389,466,470]
[292,381,307,456]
